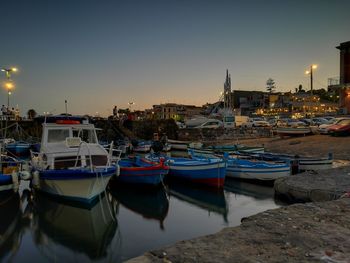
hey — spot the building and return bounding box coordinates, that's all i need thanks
[328,41,350,114]
[150,103,203,120]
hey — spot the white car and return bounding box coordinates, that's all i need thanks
[318,118,350,134]
[242,119,270,128]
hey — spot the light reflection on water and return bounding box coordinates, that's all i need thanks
[0,177,283,263]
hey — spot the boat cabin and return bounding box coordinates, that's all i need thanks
[38,123,109,170]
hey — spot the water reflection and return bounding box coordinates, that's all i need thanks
[110,186,169,230]
[168,181,228,222]
[0,192,22,262]
[29,192,119,261]
[224,179,275,200]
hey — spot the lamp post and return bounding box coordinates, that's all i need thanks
[4,82,14,108]
[305,64,317,95]
[1,67,18,108]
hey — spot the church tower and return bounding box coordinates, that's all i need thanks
[224,69,232,109]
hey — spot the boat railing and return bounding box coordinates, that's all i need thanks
[75,141,93,172]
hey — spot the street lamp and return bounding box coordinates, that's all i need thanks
[305,64,317,94]
[1,67,18,108]
[4,82,14,108]
[1,67,18,79]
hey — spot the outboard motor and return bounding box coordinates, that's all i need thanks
[151,141,164,154]
[131,139,139,147]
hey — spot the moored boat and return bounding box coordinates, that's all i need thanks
[112,156,169,186]
[4,141,31,159]
[276,126,312,136]
[30,116,118,204]
[132,141,152,153]
[225,158,291,181]
[0,155,20,193]
[147,154,226,188]
[234,151,333,173]
[167,139,190,151]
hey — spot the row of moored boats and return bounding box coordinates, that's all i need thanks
[0,116,333,205]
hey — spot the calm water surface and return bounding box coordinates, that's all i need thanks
[0,177,283,263]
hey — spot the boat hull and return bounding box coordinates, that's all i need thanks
[35,167,116,203]
[169,162,226,188]
[276,127,311,135]
[226,165,290,181]
[117,167,168,186]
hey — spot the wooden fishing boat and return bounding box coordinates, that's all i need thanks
[234,152,333,173]
[4,141,31,159]
[147,154,226,188]
[0,155,20,193]
[113,157,169,186]
[167,139,190,151]
[132,141,152,153]
[225,158,291,181]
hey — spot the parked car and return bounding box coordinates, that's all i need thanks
[318,118,350,134]
[194,120,224,129]
[242,118,270,128]
[287,119,307,128]
[311,117,331,126]
[328,119,350,136]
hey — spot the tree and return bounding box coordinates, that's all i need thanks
[27,109,37,119]
[266,78,276,93]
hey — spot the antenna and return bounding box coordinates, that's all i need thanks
[65,100,68,114]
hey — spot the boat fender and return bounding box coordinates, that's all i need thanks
[115,164,120,177]
[11,171,19,192]
[32,171,40,188]
[19,171,32,181]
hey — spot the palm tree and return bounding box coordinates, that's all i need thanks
[27,109,37,119]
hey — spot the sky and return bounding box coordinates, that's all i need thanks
[0,0,349,116]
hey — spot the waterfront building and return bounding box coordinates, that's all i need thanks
[328,41,350,114]
[150,103,203,121]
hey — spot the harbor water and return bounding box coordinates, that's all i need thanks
[0,176,282,263]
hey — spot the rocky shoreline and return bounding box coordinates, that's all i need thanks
[127,198,350,263]
[126,135,350,263]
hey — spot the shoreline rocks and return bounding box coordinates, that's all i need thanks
[126,198,350,263]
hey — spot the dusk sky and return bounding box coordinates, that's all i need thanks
[1,0,349,116]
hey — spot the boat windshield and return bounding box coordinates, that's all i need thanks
[73,129,97,144]
[47,129,70,143]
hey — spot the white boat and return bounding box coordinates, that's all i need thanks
[167,139,190,151]
[226,158,291,181]
[276,127,312,136]
[184,116,210,128]
[30,117,118,204]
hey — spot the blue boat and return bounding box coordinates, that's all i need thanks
[147,154,226,188]
[5,141,31,159]
[189,151,290,182]
[225,158,291,181]
[115,157,169,186]
[0,155,19,193]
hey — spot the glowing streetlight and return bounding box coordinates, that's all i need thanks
[4,82,14,108]
[1,67,18,108]
[305,64,317,94]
